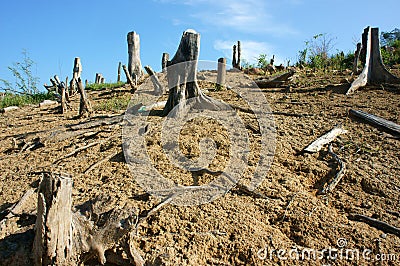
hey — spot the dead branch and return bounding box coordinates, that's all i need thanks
[84,152,118,174]
[144,65,164,95]
[53,141,100,164]
[303,125,348,153]
[319,144,346,194]
[122,64,136,91]
[348,214,400,237]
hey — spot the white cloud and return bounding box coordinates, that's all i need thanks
[213,39,276,64]
[158,0,298,36]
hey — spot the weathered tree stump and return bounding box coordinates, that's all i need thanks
[352,42,362,74]
[116,62,121,83]
[163,29,226,116]
[33,172,74,265]
[232,41,242,70]
[346,27,400,95]
[162,52,169,73]
[216,57,226,90]
[71,57,82,93]
[127,31,143,82]
[76,77,93,117]
[30,173,141,265]
[144,65,164,95]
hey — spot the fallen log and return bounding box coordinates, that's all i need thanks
[303,125,348,153]
[255,70,295,88]
[349,109,400,136]
[348,213,400,237]
[0,106,19,113]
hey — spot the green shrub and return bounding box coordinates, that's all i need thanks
[0,92,55,109]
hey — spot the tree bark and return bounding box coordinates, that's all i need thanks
[346,27,400,95]
[33,172,74,265]
[216,57,226,90]
[144,65,164,95]
[127,31,143,82]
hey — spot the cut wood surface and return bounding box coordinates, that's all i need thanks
[303,125,348,153]
[349,109,400,136]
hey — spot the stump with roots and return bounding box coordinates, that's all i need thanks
[162,29,227,117]
[13,172,141,265]
[346,26,400,95]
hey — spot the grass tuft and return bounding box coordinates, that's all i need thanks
[0,92,55,109]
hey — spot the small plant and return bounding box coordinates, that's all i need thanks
[0,50,40,95]
[256,54,269,69]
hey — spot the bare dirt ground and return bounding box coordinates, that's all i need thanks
[0,68,399,265]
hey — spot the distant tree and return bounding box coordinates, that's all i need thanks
[0,49,40,95]
[380,28,400,66]
[380,28,400,46]
[308,33,336,69]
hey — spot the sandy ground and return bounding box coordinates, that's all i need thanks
[0,68,399,265]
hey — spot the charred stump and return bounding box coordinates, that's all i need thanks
[346,27,400,95]
[232,41,242,70]
[163,29,226,116]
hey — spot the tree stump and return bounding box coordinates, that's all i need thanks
[71,57,82,93]
[162,52,169,73]
[352,42,362,74]
[33,172,74,265]
[216,57,226,90]
[163,29,227,116]
[232,41,242,70]
[76,77,93,117]
[346,27,400,95]
[117,62,122,82]
[127,31,143,82]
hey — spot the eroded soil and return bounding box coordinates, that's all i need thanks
[0,69,399,265]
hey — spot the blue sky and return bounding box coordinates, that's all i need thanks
[0,0,398,90]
